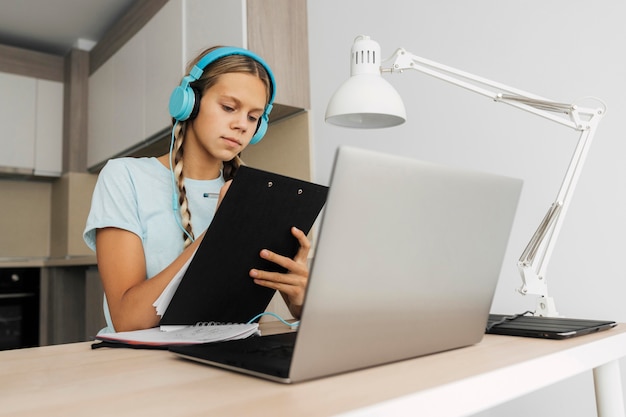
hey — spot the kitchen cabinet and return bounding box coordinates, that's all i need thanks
[34,79,63,176]
[0,72,62,177]
[87,0,309,170]
[0,72,35,174]
[87,31,146,169]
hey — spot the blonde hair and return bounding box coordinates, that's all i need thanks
[172,47,273,247]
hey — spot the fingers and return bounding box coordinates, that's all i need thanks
[249,268,303,294]
[249,246,307,283]
[291,227,311,263]
[248,226,311,308]
[253,227,309,273]
[249,266,306,307]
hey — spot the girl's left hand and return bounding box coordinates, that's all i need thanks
[249,226,310,318]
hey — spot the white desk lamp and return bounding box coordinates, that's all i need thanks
[326,35,606,317]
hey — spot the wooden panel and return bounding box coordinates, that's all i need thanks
[0,43,64,81]
[42,267,86,345]
[66,174,98,256]
[4,327,626,414]
[39,267,50,345]
[247,0,310,109]
[50,172,98,258]
[63,48,90,173]
[85,267,106,340]
[0,180,51,258]
[49,176,70,258]
[241,110,311,181]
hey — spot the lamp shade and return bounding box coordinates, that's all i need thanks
[325,35,406,128]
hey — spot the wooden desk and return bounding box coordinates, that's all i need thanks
[2,323,625,417]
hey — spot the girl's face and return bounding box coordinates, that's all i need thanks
[186,72,268,165]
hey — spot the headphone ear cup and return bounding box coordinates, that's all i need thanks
[168,85,197,121]
[250,113,268,145]
[187,88,202,120]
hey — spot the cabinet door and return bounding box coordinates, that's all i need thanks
[0,72,36,172]
[112,30,144,156]
[88,33,144,169]
[144,0,182,141]
[247,0,310,111]
[184,0,245,61]
[34,80,63,176]
[87,1,182,169]
[85,0,309,169]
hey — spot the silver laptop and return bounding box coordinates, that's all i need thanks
[170,146,523,383]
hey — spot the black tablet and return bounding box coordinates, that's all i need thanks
[487,313,617,339]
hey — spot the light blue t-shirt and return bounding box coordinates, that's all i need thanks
[83,157,225,333]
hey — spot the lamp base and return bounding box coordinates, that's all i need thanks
[533,296,560,317]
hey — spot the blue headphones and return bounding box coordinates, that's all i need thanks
[168,47,276,145]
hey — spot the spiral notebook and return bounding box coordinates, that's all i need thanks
[159,166,328,327]
[94,322,260,348]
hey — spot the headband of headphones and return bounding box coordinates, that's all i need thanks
[168,47,276,144]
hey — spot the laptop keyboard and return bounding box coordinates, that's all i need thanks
[170,332,297,378]
[240,336,295,357]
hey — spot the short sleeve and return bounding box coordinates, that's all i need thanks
[83,159,144,251]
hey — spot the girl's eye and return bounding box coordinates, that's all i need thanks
[248,115,259,123]
[222,105,235,112]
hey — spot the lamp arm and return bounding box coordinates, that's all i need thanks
[386,48,606,316]
[516,120,601,315]
[385,48,602,129]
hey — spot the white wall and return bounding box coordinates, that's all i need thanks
[308,1,626,415]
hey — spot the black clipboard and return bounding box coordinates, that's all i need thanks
[160,166,328,326]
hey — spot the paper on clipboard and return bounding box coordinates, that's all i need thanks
[153,248,197,317]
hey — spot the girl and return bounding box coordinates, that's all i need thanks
[84,46,310,333]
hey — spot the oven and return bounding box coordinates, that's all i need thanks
[0,268,39,350]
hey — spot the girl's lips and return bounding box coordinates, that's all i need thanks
[222,136,242,146]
